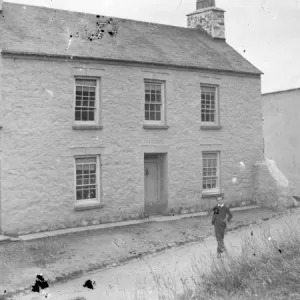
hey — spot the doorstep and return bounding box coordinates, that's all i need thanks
[16,205,260,242]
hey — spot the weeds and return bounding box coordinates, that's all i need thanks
[202,219,300,297]
[134,217,300,300]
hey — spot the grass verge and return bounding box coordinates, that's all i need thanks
[134,217,300,300]
[198,218,300,299]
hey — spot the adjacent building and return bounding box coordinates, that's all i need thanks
[0,0,263,235]
[262,88,300,195]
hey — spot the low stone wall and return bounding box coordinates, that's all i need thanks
[253,159,297,210]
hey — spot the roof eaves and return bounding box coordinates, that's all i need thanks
[1,49,263,78]
[262,88,300,96]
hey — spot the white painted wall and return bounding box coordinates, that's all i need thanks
[262,89,300,194]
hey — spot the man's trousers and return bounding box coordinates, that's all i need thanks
[214,220,227,255]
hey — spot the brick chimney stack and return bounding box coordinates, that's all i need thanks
[187,0,225,39]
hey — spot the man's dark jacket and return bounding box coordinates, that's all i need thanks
[211,204,232,226]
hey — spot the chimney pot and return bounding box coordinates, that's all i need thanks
[196,0,216,10]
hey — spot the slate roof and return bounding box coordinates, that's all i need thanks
[0,2,262,75]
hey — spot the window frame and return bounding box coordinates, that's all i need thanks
[143,79,166,126]
[200,84,219,126]
[73,76,101,128]
[74,155,102,207]
[202,151,220,194]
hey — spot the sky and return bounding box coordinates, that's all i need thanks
[6,0,300,94]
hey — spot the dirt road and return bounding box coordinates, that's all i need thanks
[12,210,300,300]
[0,207,279,295]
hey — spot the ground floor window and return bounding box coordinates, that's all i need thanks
[202,152,220,192]
[75,156,100,201]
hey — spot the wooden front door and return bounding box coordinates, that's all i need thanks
[144,159,159,215]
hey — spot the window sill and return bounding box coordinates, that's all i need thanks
[74,202,104,211]
[202,192,224,199]
[200,125,222,130]
[143,124,169,130]
[72,124,103,130]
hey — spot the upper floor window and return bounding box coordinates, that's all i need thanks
[144,80,166,125]
[73,78,102,129]
[201,85,219,125]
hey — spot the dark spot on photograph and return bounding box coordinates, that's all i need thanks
[32,275,49,293]
[83,279,96,290]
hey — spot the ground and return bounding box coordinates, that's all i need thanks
[0,207,297,299]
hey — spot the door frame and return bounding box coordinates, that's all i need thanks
[0,159,2,234]
[144,157,160,214]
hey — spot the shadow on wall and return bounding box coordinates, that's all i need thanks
[293,195,300,202]
[253,158,299,210]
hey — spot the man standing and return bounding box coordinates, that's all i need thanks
[211,203,233,257]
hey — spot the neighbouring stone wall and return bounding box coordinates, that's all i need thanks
[0,57,263,235]
[253,159,297,210]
